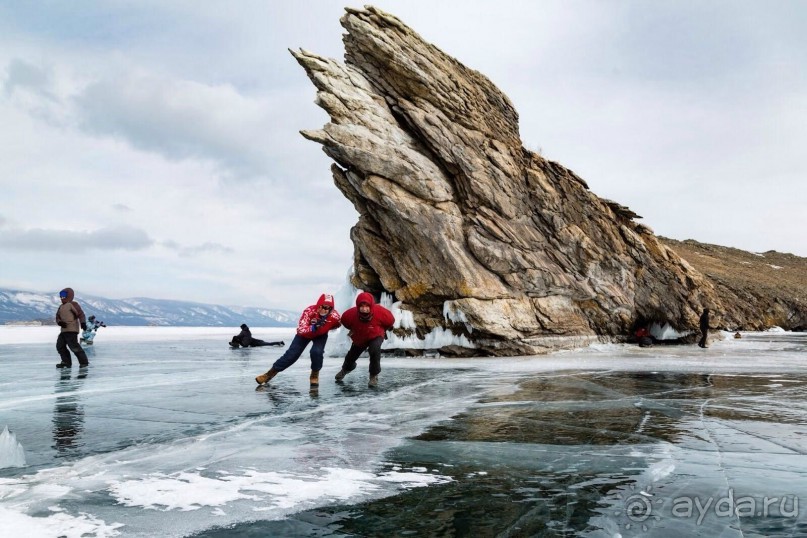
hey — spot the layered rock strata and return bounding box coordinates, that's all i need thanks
[292,6,791,355]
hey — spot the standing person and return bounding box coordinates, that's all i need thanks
[335,292,395,387]
[698,308,710,348]
[230,324,284,348]
[55,288,89,368]
[255,294,341,387]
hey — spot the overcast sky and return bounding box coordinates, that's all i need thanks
[1,1,805,311]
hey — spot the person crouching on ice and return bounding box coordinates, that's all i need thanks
[255,294,341,387]
[335,292,395,387]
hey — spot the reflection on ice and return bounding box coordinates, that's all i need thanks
[0,328,806,536]
[52,369,87,457]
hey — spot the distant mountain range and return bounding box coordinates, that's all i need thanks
[0,288,297,327]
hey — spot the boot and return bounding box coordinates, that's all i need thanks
[368,374,378,387]
[255,368,279,385]
[310,370,320,387]
[335,369,347,381]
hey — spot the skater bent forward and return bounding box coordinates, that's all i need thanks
[335,292,395,387]
[255,294,340,387]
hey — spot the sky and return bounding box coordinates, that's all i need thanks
[1,1,805,311]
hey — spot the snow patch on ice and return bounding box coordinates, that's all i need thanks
[0,506,122,538]
[109,471,259,511]
[109,466,450,512]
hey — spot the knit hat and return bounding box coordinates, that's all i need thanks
[317,293,335,308]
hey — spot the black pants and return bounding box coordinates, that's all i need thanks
[698,330,708,348]
[341,337,383,376]
[56,332,89,366]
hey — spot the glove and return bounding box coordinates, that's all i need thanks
[81,322,88,331]
[311,317,326,332]
[58,321,67,328]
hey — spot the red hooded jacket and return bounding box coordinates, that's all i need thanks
[296,293,341,339]
[340,292,395,347]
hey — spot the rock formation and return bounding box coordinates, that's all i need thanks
[292,6,800,356]
[660,238,806,332]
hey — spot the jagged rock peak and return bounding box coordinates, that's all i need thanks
[292,6,722,356]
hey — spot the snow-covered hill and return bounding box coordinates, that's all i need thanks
[0,288,296,327]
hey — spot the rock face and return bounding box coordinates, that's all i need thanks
[660,239,806,332]
[292,6,794,356]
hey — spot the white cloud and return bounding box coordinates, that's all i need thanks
[0,0,804,311]
[3,58,52,97]
[74,71,278,179]
[161,240,234,258]
[0,225,153,252]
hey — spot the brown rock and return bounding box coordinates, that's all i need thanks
[292,6,802,355]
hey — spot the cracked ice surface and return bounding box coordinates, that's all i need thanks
[1,327,806,537]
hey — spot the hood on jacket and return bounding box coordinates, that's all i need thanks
[240,324,249,330]
[355,292,375,307]
[59,288,75,302]
[316,293,335,308]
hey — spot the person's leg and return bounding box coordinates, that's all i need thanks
[56,333,72,366]
[65,332,89,366]
[307,334,329,387]
[367,337,383,376]
[272,335,309,371]
[341,343,366,373]
[308,334,328,372]
[698,331,708,348]
[257,335,309,384]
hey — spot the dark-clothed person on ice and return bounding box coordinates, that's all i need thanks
[698,308,710,348]
[230,324,284,348]
[55,287,89,368]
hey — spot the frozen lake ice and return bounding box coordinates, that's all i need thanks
[1,327,806,537]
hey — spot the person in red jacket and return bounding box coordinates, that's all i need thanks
[255,293,341,387]
[335,291,395,387]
